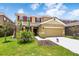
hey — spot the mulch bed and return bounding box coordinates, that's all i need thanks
[37,40,58,46]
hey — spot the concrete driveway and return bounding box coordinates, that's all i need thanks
[35,36,79,54]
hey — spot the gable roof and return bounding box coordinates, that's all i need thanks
[40,17,66,26]
[0,12,14,24]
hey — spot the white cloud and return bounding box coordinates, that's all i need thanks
[46,9,66,17]
[67,9,79,20]
[31,3,40,10]
[44,3,67,18]
[56,3,63,10]
[44,3,65,10]
[69,9,79,16]
[37,3,79,20]
[45,3,57,9]
[57,9,79,20]
[17,8,24,13]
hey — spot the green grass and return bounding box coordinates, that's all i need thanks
[0,36,78,56]
[66,36,79,40]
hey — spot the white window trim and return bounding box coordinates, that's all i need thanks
[44,27,63,28]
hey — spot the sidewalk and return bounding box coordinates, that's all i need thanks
[35,36,79,54]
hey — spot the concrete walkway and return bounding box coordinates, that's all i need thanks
[35,36,79,54]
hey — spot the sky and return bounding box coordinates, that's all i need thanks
[0,3,79,22]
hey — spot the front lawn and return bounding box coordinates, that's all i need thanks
[66,36,79,40]
[0,36,78,56]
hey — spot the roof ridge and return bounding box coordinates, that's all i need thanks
[40,17,66,26]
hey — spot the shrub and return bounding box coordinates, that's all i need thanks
[21,31,28,42]
[73,36,78,39]
[27,31,34,39]
[0,24,14,37]
[17,30,34,43]
[0,28,4,37]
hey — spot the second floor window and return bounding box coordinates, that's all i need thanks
[20,16,23,21]
[35,17,41,22]
[4,17,6,21]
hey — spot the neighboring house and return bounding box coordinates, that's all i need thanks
[61,20,79,24]
[16,13,66,37]
[0,13,15,27]
[65,22,79,36]
[0,12,15,36]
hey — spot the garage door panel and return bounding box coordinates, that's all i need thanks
[45,28,63,37]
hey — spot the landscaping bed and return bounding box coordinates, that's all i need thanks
[37,40,58,46]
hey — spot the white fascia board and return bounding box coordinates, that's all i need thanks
[55,18,66,26]
[40,19,53,25]
[44,27,64,28]
[40,17,66,26]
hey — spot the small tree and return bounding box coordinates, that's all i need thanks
[3,24,7,42]
[3,19,9,42]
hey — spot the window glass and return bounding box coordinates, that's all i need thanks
[35,18,41,22]
[4,17,6,21]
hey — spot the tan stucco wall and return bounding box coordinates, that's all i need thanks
[38,25,45,35]
[41,16,52,22]
[38,19,65,37]
[38,25,65,37]
[31,16,35,23]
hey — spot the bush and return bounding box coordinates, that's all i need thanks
[73,36,78,39]
[27,30,35,40]
[17,30,34,43]
[0,28,4,37]
[21,31,28,42]
[0,24,14,37]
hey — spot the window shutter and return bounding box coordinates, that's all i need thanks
[35,17,37,22]
[30,16,32,22]
[40,18,41,22]
[17,16,20,21]
[23,16,27,22]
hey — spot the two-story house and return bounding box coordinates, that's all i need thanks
[16,13,66,37]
